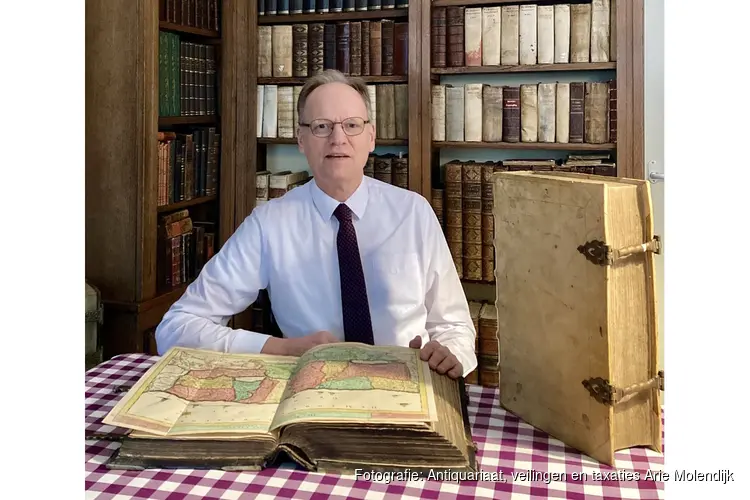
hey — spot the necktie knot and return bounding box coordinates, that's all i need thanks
[334,203,353,223]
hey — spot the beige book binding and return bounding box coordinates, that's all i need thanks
[518,4,537,65]
[431,85,446,141]
[261,85,278,138]
[492,171,663,466]
[590,0,611,62]
[536,5,554,64]
[555,82,570,143]
[272,25,293,77]
[500,5,519,65]
[464,84,483,142]
[464,7,483,66]
[537,83,556,143]
[482,6,501,66]
[445,85,465,142]
[520,84,538,142]
[554,4,571,63]
[570,4,591,63]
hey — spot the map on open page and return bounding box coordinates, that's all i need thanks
[269,343,439,431]
[103,347,299,436]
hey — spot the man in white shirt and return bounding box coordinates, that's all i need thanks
[156,70,477,379]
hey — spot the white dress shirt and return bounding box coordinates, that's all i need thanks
[155,175,478,377]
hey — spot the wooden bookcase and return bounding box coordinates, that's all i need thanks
[86,0,249,358]
[86,0,644,359]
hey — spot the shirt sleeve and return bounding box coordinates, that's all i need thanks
[154,212,272,355]
[420,199,479,377]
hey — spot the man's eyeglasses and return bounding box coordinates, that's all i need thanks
[299,117,370,138]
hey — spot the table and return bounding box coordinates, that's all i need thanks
[85,354,665,499]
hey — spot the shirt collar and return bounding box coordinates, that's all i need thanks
[310,176,369,222]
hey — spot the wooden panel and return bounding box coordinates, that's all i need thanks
[432,63,616,75]
[219,0,238,245]
[85,0,155,303]
[407,1,423,194]
[420,0,434,198]
[631,0,645,179]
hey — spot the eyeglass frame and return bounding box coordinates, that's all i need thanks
[298,117,372,138]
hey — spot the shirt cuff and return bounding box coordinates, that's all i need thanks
[227,329,272,354]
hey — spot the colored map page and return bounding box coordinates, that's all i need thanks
[103,347,299,436]
[269,343,438,431]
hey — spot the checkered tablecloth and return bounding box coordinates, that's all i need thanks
[85,354,665,499]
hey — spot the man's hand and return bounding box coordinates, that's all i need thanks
[262,331,339,357]
[409,336,463,379]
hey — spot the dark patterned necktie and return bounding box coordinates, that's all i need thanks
[333,203,374,345]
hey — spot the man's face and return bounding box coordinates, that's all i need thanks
[297,82,375,192]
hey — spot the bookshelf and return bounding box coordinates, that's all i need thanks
[85,0,248,358]
[420,0,644,386]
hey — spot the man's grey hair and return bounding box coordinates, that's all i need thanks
[296,69,372,123]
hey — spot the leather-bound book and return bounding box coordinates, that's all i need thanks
[376,84,396,140]
[392,155,408,189]
[265,0,277,15]
[537,5,554,64]
[374,154,393,184]
[394,22,408,76]
[344,0,355,11]
[394,84,408,139]
[478,304,499,387]
[445,85,464,142]
[304,0,316,13]
[356,0,368,11]
[568,82,585,143]
[324,24,336,70]
[381,20,395,76]
[431,7,447,68]
[520,84,538,143]
[308,23,325,76]
[609,79,617,143]
[292,0,303,15]
[382,0,395,8]
[556,82,570,143]
[464,8,482,67]
[570,3,591,63]
[368,0,381,10]
[500,5,519,65]
[537,82,556,143]
[318,0,330,14]
[278,0,291,14]
[277,86,295,139]
[446,6,465,67]
[258,26,273,77]
[518,4,537,65]
[465,301,482,385]
[464,84,483,143]
[462,161,482,281]
[364,154,375,177]
[480,162,497,282]
[272,25,293,77]
[482,85,503,143]
[350,22,362,76]
[431,187,444,228]
[331,0,342,12]
[104,344,477,474]
[361,21,370,76]
[369,21,382,75]
[431,84,446,141]
[584,81,609,143]
[336,22,351,74]
[482,6,501,66]
[554,4,571,63]
[444,160,463,277]
[292,24,309,77]
[590,0,611,62]
[502,86,521,142]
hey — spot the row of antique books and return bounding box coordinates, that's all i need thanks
[258,20,408,78]
[254,153,409,206]
[257,84,408,140]
[431,80,616,145]
[158,31,218,117]
[259,0,408,15]
[160,0,220,32]
[156,209,216,293]
[157,129,221,207]
[466,300,498,387]
[432,1,616,68]
[430,155,616,281]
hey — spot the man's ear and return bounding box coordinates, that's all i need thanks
[368,122,376,153]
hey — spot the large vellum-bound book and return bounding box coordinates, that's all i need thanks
[492,171,663,466]
[102,344,477,474]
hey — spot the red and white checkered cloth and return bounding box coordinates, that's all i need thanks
[86,354,665,499]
